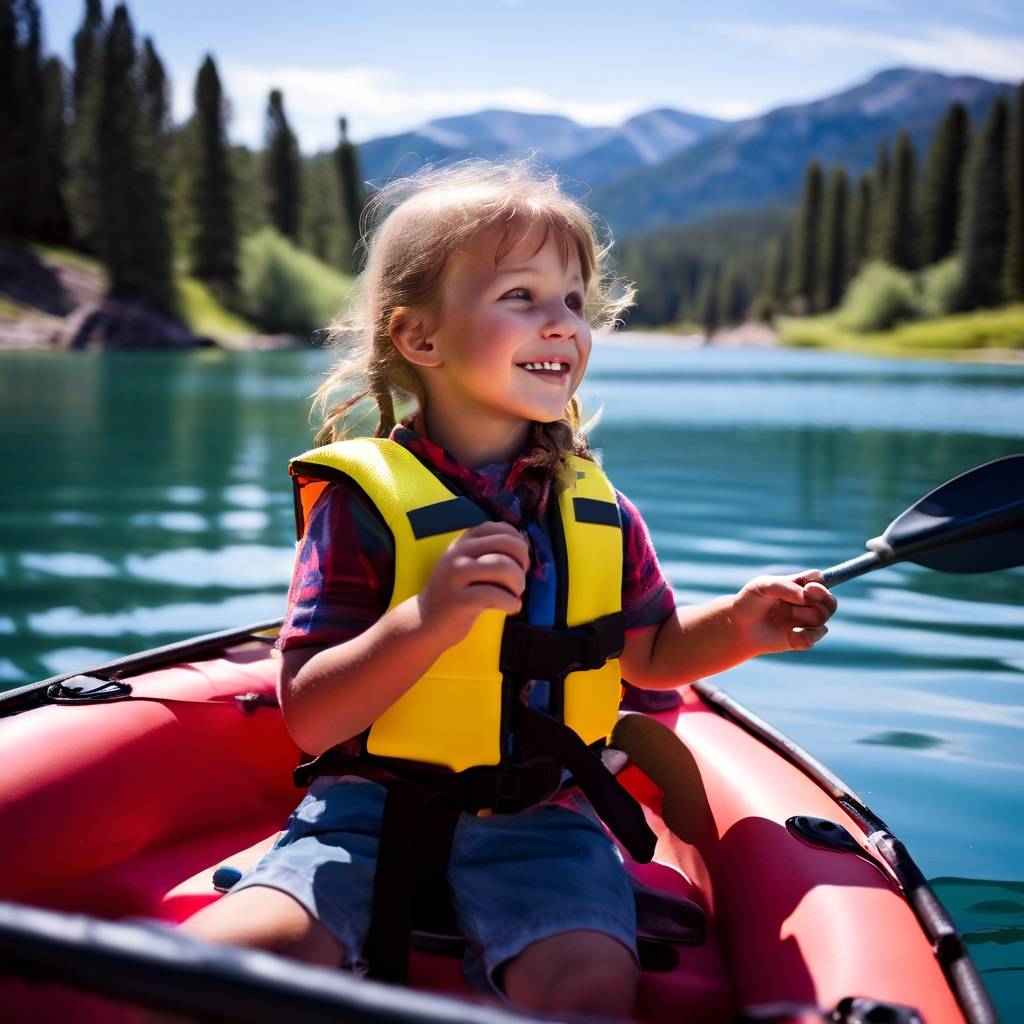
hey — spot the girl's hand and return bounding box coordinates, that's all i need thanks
[730,570,837,657]
[419,522,530,646]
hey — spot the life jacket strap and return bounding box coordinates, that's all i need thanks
[499,611,625,678]
[516,706,656,864]
[363,778,461,983]
[293,751,564,814]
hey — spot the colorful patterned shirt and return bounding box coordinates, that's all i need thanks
[277,424,676,653]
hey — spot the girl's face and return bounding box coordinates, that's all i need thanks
[421,222,592,439]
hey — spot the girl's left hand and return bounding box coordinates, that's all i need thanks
[730,571,838,656]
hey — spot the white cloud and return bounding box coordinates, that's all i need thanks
[711,20,1024,80]
[173,63,645,151]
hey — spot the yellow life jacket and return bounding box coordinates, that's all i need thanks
[289,437,626,773]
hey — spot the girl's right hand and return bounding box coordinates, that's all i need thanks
[419,522,530,646]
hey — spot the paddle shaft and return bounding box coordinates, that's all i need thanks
[821,552,884,588]
[821,501,1023,588]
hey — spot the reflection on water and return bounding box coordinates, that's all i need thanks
[859,731,946,750]
[932,878,1024,1013]
[1,345,1022,1016]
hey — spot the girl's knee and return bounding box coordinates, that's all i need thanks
[502,930,638,1019]
[179,886,345,968]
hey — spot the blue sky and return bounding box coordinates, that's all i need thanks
[41,1,1024,152]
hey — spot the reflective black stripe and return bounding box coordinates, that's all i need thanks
[573,496,620,527]
[406,498,489,539]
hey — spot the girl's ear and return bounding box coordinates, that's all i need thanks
[389,308,441,368]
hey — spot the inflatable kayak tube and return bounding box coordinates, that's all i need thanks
[0,620,996,1024]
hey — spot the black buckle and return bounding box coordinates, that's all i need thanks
[493,770,523,813]
[464,759,561,814]
[500,613,625,678]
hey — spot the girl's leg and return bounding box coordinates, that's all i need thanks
[501,929,639,1020]
[179,885,345,967]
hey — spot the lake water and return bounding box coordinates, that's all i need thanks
[1,343,1022,1017]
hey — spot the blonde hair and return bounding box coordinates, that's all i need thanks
[312,157,635,482]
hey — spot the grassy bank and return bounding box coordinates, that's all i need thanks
[176,277,258,343]
[780,305,1024,361]
[5,241,273,346]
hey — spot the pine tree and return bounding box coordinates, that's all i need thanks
[921,102,970,267]
[788,160,824,313]
[818,166,849,310]
[71,0,102,111]
[876,131,917,269]
[960,96,1010,309]
[93,4,174,309]
[335,116,365,267]
[264,89,301,241]
[39,55,72,243]
[65,0,105,249]
[0,1,20,233]
[848,172,873,280]
[753,238,781,323]
[1004,83,1024,302]
[302,153,344,268]
[187,54,238,291]
[140,37,168,139]
[231,143,270,237]
[696,271,720,340]
[870,141,890,259]
[718,260,748,326]
[0,0,47,236]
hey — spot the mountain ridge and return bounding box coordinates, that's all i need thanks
[355,67,1016,237]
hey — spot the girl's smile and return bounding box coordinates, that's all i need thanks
[517,360,572,381]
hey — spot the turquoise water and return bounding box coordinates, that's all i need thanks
[1,344,1022,1016]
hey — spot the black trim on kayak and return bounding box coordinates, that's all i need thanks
[0,901,552,1024]
[0,618,284,718]
[692,679,998,1024]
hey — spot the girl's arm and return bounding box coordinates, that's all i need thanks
[620,572,837,690]
[279,521,530,755]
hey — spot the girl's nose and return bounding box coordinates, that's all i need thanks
[540,300,576,339]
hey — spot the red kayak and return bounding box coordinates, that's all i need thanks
[0,621,995,1024]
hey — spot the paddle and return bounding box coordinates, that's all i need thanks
[821,454,1024,588]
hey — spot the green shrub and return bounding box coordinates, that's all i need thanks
[836,261,918,333]
[919,256,965,317]
[780,305,1024,355]
[238,228,352,336]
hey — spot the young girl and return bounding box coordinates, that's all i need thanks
[180,160,837,1019]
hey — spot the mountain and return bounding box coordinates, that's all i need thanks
[416,110,605,161]
[560,109,728,188]
[587,68,1015,238]
[357,108,729,187]
[354,68,1015,238]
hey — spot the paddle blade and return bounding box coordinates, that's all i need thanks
[879,454,1024,574]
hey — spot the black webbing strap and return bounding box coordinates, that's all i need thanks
[362,779,461,983]
[293,751,563,810]
[499,611,625,679]
[516,707,656,864]
[362,780,423,982]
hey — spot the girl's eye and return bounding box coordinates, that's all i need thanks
[502,288,584,311]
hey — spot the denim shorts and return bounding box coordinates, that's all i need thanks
[230,776,638,993]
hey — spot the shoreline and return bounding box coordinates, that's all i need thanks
[594,322,780,350]
[2,238,1020,364]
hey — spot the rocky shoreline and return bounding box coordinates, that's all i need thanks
[0,243,296,351]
